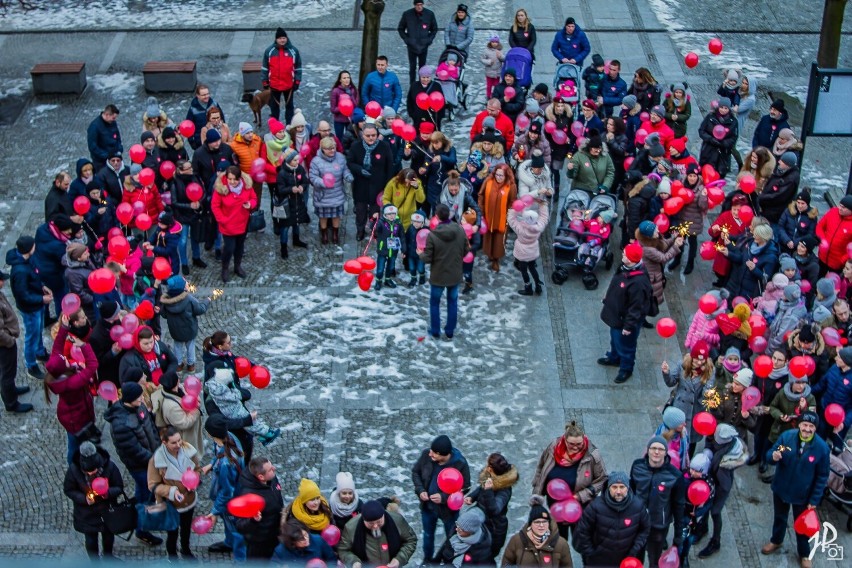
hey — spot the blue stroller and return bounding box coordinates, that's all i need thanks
[501,47,533,89]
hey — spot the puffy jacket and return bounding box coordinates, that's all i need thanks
[118,336,178,385]
[601,73,628,114]
[104,400,159,472]
[466,467,517,560]
[757,166,801,223]
[444,15,474,53]
[816,207,852,270]
[234,468,284,545]
[572,489,650,567]
[383,178,426,231]
[361,70,402,112]
[191,142,236,189]
[274,534,337,564]
[6,248,45,314]
[45,184,75,223]
[501,520,573,568]
[639,119,675,157]
[121,177,164,224]
[309,150,352,210]
[752,109,790,149]
[777,202,818,250]
[397,7,438,55]
[435,527,492,566]
[600,263,653,331]
[513,133,552,167]
[768,297,808,352]
[69,158,94,200]
[45,326,98,434]
[64,447,125,533]
[33,222,69,291]
[211,173,258,236]
[96,161,129,204]
[768,428,830,506]
[419,222,469,287]
[550,26,590,65]
[663,96,692,139]
[507,204,548,262]
[516,160,553,200]
[88,318,122,385]
[627,82,661,114]
[685,308,722,351]
[229,133,263,176]
[725,237,779,301]
[568,148,614,193]
[629,456,686,534]
[698,110,739,178]
[161,291,209,342]
[87,114,123,166]
[812,364,852,431]
[411,447,470,520]
[261,43,302,91]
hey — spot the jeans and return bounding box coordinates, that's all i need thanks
[131,469,152,508]
[407,49,428,84]
[178,222,201,266]
[173,340,196,366]
[221,233,247,271]
[420,507,458,561]
[67,431,81,465]
[376,255,396,281]
[223,514,247,562]
[429,284,459,337]
[84,531,115,560]
[771,493,811,559]
[408,255,426,275]
[20,309,46,368]
[279,224,301,245]
[269,88,295,124]
[166,508,194,555]
[333,121,346,140]
[607,325,641,373]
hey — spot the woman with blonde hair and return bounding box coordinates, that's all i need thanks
[282,478,333,533]
[508,8,537,60]
[478,164,517,271]
[661,342,716,457]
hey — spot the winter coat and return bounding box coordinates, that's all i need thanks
[725,237,780,301]
[812,364,852,432]
[5,249,45,314]
[411,447,471,521]
[572,490,650,566]
[600,263,653,331]
[711,384,759,441]
[435,528,492,566]
[160,291,209,342]
[663,96,692,139]
[63,255,96,321]
[33,222,69,292]
[769,428,830,506]
[444,15,474,53]
[466,466,518,559]
[708,210,748,276]
[274,534,338,564]
[330,85,360,124]
[752,108,790,149]
[816,207,852,271]
[261,42,302,91]
[150,388,204,456]
[234,469,284,545]
[768,385,817,443]
[531,437,608,505]
[678,183,708,235]
[507,205,549,262]
[544,105,573,163]
[480,45,505,79]
[663,365,716,440]
[45,327,98,434]
[206,377,252,423]
[87,114,123,167]
[768,297,808,352]
[0,290,19,349]
[121,177,164,223]
[274,163,311,227]
[185,96,225,149]
[229,133,263,176]
[516,161,553,201]
[310,150,352,210]
[88,318,122,385]
[148,223,182,275]
[419,222,468,287]
[582,64,605,100]
[104,401,159,472]
[45,185,75,223]
[96,162,130,204]
[64,447,124,533]
[211,173,258,236]
[757,166,801,223]
[338,510,418,567]
[492,81,526,122]
[361,70,403,111]
[119,338,178,385]
[698,110,739,178]
[470,110,515,150]
[629,456,686,533]
[550,25,590,65]
[423,147,459,206]
[601,73,628,115]
[371,216,404,259]
[191,141,236,188]
[383,178,426,231]
[397,7,438,55]
[625,179,655,238]
[348,139,394,205]
[208,435,244,516]
[777,202,818,251]
[501,520,573,568]
[636,232,680,304]
[70,158,94,200]
[148,442,201,511]
[639,119,675,157]
[685,309,722,352]
[627,82,661,114]
[156,133,188,165]
[513,133,552,167]
[568,148,614,193]
[438,179,482,228]
[171,172,205,225]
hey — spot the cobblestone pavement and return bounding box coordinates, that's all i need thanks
[0,1,850,565]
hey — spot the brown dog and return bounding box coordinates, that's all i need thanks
[241,89,271,126]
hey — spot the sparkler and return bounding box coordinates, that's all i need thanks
[672,222,693,238]
[212,289,224,300]
[702,388,721,410]
[714,224,730,251]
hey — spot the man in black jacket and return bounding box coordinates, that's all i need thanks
[44,171,81,223]
[629,437,686,567]
[757,151,801,224]
[88,301,125,386]
[191,129,236,190]
[234,456,284,560]
[398,0,438,84]
[0,270,31,413]
[598,242,653,383]
[347,124,394,241]
[6,236,51,380]
[96,151,130,204]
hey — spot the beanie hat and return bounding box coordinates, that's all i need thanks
[66,242,88,261]
[565,17,576,25]
[275,27,288,39]
[662,406,686,429]
[733,368,754,388]
[162,126,176,140]
[798,324,816,343]
[419,65,435,78]
[779,255,797,272]
[503,68,517,79]
[335,472,355,492]
[283,148,299,165]
[467,150,482,169]
[527,495,551,523]
[455,508,485,533]
[531,152,545,168]
[669,137,686,154]
[268,117,286,135]
[350,108,366,124]
[796,191,811,205]
[15,235,35,255]
[724,347,741,360]
[800,234,819,251]
[204,413,230,439]
[650,105,665,118]
[607,471,629,488]
[431,435,453,456]
[159,370,179,391]
[53,214,75,232]
[770,99,785,113]
[297,478,322,503]
[140,131,156,146]
[716,97,732,109]
[361,500,385,522]
[419,122,435,135]
[726,69,740,81]
[411,211,426,225]
[624,242,644,264]
[647,435,668,451]
[691,340,710,359]
[79,441,102,472]
[129,164,144,178]
[237,122,253,137]
[586,135,603,150]
[528,121,542,135]
[598,209,617,224]
[771,273,790,289]
[799,410,819,427]
[98,301,121,321]
[813,305,832,324]
[816,277,836,298]
[205,129,221,144]
[121,381,143,404]
[780,151,798,167]
[649,142,665,158]
[289,110,307,129]
[656,177,672,196]
[638,220,657,237]
[686,163,700,176]
[166,275,186,293]
[689,453,710,475]
[784,284,801,302]
[534,83,549,96]
[622,94,638,108]
[525,98,540,114]
[714,423,738,444]
[482,116,496,130]
[522,209,539,225]
[382,204,398,218]
[671,83,688,95]
[382,106,396,120]
[840,347,852,367]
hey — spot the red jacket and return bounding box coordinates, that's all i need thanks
[45,326,98,434]
[122,178,164,226]
[470,111,515,149]
[708,210,748,276]
[816,207,852,270]
[211,174,258,236]
[261,44,302,91]
[640,119,675,157]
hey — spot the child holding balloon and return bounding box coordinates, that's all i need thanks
[207,368,280,446]
[370,204,404,290]
[506,200,549,296]
[405,211,429,286]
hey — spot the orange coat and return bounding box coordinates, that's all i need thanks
[229,134,262,175]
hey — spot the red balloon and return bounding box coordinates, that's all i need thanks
[321,524,341,546]
[701,164,719,186]
[656,317,677,338]
[739,174,756,194]
[547,479,573,501]
[116,202,133,225]
[415,92,430,111]
[92,477,109,496]
[88,268,116,294]
[184,375,202,396]
[181,468,200,490]
[698,293,718,315]
[620,559,643,568]
[136,213,153,231]
[356,256,376,271]
[684,52,699,68]
[437,468,463,494]
[180,394,198,411]
[129,144,146,164]
[447,491,464,511]
[178,120,196,138]
[138,167,156,187]
[687,480,711,506]
[670,180,684,195]
[231,358,250,378]
[429,91,445,112]
[693,411,717,437]
[227,494,266,518]
[748,314,767,337]
[343,259,363,275]
[699,241,716,261]
[391,118,405,136]
[663,197,684,216]
[825,403,846,427]
[97,381,118,402]
[793,508,820,537]
[738,205,754,225]
[250,365,271,388]
[623,156,634,170]
[108,236,130,261]
[191,515,213,534]
[338,97,355,118]
[135,300,155,321]
[152,257,172,280]
[654,214,670,233]
[401,124,417,142]
[712,124,727,141]
[634,128,648,145]
[159,160,176,180]
[185,182,204,203]
[73,196,91,216]
[365,101,382,119]
[708,38,724,55]
[358,271,374,291]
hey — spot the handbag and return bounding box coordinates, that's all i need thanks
[73,422,102,446]
[136,485,179,532]
[103,491,137,540]
[247,209,266,233]
[272,198,290,220]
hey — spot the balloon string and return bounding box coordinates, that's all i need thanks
[362,217,378,257]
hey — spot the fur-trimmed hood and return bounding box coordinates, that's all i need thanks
[159,290,188,305]
[787,327,826,355]
[157,132,185,151]
[627,177,653,199]
[214,171,254,196]
[477,464,519,491]
[544,103,573,123]
[786,201,819,219]
[470,140,505,160]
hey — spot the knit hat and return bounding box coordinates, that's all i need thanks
[670,83,688,96]
[624,242,643,264]
[283,148,299,165]
[796,191,811,205]
[662,406,686,429]
[650,105,665,118]
[15,235,35,254]
[351,108,366,124]
[770,99,785,113]
[691,340,711,359]
[586,135,603,150]
[419,65,435,78]
[783,284,801,302]
[238,122,253,137]
[79,441,102,472]
[527,495,550,523]
[289,110,307,129]
[669,137,686,155]
[159,370,179,391]
[298,478,322,503]
[780,151,798,167]
[467,150,482,169]
[162,126,176,140]
[638,220,656,237]
[840,195,852,210]
[656,177,672,196]
[381,106,397,120]
[482,116,496,130]
[798,324,816,343]
[166,275,186,293]
[598,209,617,224]
[724,347,741,360]
[130,163,143,176]
[816,277,835,298]
[275,27,288,39]
[335,472,355,492]
[799,410,819,427]
[689,453,710,475]
[801,234,819,250]
[714,423,737,444]
[522,209,539,225]
[268,117,286,135]
[528,121,542,135]
[205,129,221,144]
[622,94,638,108]
[716,97,732,109]
[607,471,629,488]
[361,500,384,522]
[649,141,665,158]
[840,347,852,367]
[411,211,426,225]
[66,242,88,261]
[455,508,484,533]
[534,83,549,96]
[431,435,453,456]
[771,273,790,289]
[204,413,230,439]
[382,204,398,218]
[813,305,832,324]
[686,163,700,176]
[503,68,517,79]
[98,301,121,321]
[725,69,740,82]
[53,214,75,232]
[779,255,797,272]
[419,121,435,135]
[447,53,459,63]
[140,130,156,143]
[525,98,540,114]
[531,152,545,168]
[647,435,668,450]
[121,381,143,404]
[733,368,754,388]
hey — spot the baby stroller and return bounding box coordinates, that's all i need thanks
[553,63,581,110]
[824,440,852,532]
[551,187,616,290]
[436,47,468,121]
[501,47,533,89]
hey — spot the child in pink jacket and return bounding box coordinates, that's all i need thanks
[507,202,549,296]
[685,288,729,353]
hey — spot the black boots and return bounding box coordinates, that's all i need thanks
[280,243,288,259]
[321,228,329,244]
[698,539,720,558]
[331,227,340,244]
[518,284,533,296]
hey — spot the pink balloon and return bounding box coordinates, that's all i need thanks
[97,381,118,402]
[437,69,449,81]
[742,386,761,412]
[250,157,266,175]
[504,86,516,99]
[822,327,841,347]
[520,194,535,205]
[376,192,384,207]
[70,345,84,361]
[552,130,568,145]
[712,124,727,140]
[639,112,650,122]
[447,491,464,511]
[109,325,124,342]
[479,219,488,234]
[463,252,474,263]
[547,479,573,501]
[184,375,202,396]
[658,546,680,568]
[119,333,134,350]
[731,296,748,308]
[800,280,812,294]
[181,394,199,412]
[749,335,768,354]
[299,144,312,158]
[462,223,474,238]
[635,129,648,145]
[132,201,145,214]
[191,515,213,534]
[92,477,109,496]
[61,293,81,316]
[253,171,267,183]
[321,524,341,546]
[551,499,582,524]
[827,272,842,291]
[570,121,584,137]
[122,313,139,333]
[544,121,557,134]
[181,468,200,490]
[516,114,531,130]
[322,173,335,188]
[512,200,526,212]
[416,228,430,249]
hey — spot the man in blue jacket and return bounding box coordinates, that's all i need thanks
[752,99,790,150]
[551,17,590,67]
[361,56,402,112]
[812,347,852,443]
[86,104,122,171]
[761,411,829,567]
[600,59,628,117]
[5,236,51,380]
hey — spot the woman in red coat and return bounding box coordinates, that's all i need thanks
[815,197,852,274]
[708,194,749,287]
[211,166,258,283]
[45,310,99,464]
[121,166,163,227]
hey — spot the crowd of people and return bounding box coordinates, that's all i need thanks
[1,1,851,567]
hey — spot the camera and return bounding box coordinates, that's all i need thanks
[825,543,844,560]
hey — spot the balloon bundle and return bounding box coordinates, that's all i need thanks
[546,479,582,523]
[342,220,380,292]
[235,356,272,389]
[684,38,724,69]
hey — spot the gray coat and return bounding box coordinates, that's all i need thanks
[160,291,210,343]
[309,151,352,210]
[444,15,474,53]
[663,366,715,440]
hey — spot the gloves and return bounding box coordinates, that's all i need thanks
[292,80,300,92]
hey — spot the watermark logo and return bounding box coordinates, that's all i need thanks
[809,521,844,561]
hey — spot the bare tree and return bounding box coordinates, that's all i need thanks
[817,0,848,67]
[359,0,385,91]
[0,0,42,14]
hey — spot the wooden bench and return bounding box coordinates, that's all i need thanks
[242,60,262,93]
[143,61,197,93]
[30,62,87,95]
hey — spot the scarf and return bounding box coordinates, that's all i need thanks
[450,528,482,568]
[329,489,360,518]
[361,138,380,170]
[139,344,163,385]
[773,133,796,156]
[768,365,789,381]
[265,132,290,166]
[48,222,71,244]
[229,180,244,196]
[723,359,742,373]
[440,186,467,223]
[81,174,93,185]
[749,240,767,256]
[290,496,331,531]
[211,346,232,358]
[783,382,812,402]
[483,179,512,232]
[553,435,589,467]
[603,487,633,512]
[350,512,402,563]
